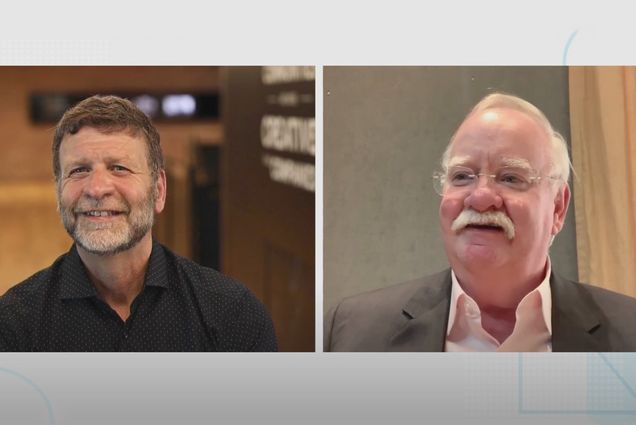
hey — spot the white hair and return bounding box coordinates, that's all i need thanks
[441,93,572,185]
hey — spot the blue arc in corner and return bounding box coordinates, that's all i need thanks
[563,30,579,65]
[0,367,55,425]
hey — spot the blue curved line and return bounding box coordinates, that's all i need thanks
[563,30,579,65]
[0,367,55,425]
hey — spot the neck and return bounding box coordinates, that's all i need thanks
[480,306,517,344]
[453,259,548,311]
[77,233,153,321]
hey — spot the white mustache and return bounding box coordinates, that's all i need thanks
[451,209,515,240]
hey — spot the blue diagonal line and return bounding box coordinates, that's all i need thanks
[598,353,636,398]
[562,30,579,65]
[518,353,636,415]
[0,367,55,425]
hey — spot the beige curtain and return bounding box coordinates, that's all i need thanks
[569,66,636,297]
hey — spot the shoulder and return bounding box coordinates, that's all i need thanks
[554,275,636,313]
[160,245,277,351]
[331,270,450,318]
[0,253,66,310]
[571,280,636,317]
[324,270,451,351]
[587,284,636,306]
[164,246,250,301]
[552,275,636,351]
[0,253,66,351]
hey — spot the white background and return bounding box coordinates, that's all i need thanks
[2,1,636,423]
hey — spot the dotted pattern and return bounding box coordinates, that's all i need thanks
[0,40,110,65]
[0,242,278,352]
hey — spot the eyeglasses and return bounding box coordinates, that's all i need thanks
[432,166,561,195]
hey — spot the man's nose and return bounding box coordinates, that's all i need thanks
[463,175,503,211]
[83,169,114,199]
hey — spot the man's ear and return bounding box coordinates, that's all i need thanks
[551,183,570,235]
[154,169,167,214]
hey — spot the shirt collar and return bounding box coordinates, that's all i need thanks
[58,240,169,300]
[446,259,553,336]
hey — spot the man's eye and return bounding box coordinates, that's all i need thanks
[500,174,521,183]
[450,171,474,185]
[498,172,529,187]
[112,165,130,173]
[68,167,89,176]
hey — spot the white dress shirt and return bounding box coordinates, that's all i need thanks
[445,262,552,352]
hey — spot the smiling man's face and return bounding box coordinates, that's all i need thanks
[57,126,165,256]
[439,107,569,279]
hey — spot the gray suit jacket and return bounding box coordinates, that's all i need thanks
[324,269,636,352]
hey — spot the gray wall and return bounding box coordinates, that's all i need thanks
[324,66,578,312]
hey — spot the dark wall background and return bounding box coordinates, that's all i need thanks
[222,67,315,351]
[324,66,577,311]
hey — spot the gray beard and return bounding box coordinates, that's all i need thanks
[59,192,155,256]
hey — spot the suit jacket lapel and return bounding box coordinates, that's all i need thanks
[551,273,607,352]
[389,270,452,352]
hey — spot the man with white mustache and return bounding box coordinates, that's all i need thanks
[451,210,515,240]
[325,93,636,352]
[0,95,277,351]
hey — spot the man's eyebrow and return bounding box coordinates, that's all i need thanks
[499,157,533,170]
[64,155,131,165]
[447,156,472,168]
[62,159,89,169]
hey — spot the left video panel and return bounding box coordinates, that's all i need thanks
[0,66,315,352]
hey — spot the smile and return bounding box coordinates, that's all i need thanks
[80,210,123,217]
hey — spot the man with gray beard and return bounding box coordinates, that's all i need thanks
[325,93,636,352]
[0,95,277,351]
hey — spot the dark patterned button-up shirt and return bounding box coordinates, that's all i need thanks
[0,241,277,351]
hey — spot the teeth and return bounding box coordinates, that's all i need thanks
[85,211,113,217]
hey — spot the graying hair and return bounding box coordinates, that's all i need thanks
[441,93,572,184]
